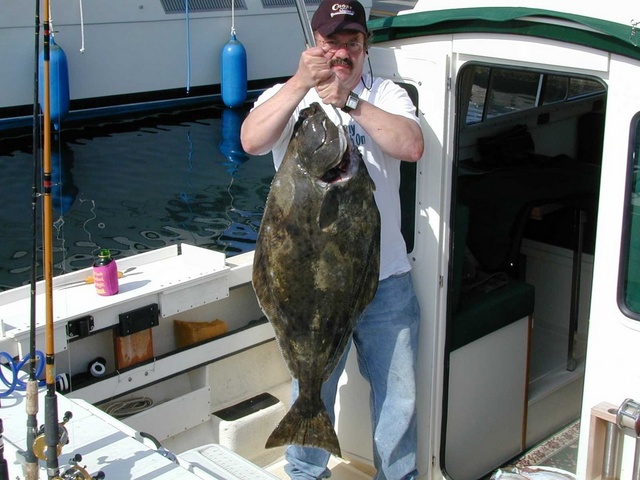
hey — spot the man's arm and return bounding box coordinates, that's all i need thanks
[316,77,424,162]
[241,47,333,155]
[351,100,424,162]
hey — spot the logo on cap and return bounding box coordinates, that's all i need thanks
[331,3,355,17]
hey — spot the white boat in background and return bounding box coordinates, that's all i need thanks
[0,0,371,129]
[3,0,640,479]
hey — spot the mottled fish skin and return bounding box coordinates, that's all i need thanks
[252,103,380,457]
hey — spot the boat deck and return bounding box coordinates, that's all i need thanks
[1,385,377,479]
[267,457,374,479]
[2,390,210,479]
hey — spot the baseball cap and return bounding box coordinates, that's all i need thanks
[311,0,368,37]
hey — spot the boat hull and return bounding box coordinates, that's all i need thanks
[1,0,374,124]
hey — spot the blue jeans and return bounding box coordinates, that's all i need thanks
[284,271,420,480]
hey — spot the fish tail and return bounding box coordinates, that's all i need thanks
[265,399,341,457]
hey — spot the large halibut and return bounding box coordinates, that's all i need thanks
[252,102,380,456]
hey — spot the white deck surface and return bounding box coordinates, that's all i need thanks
[0,392,278,480]
[267,457,374,479]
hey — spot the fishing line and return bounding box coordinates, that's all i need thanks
[52,134,68,276]
[78,0,85,53]
[231,0,236,36]
[79,197,97,247]
[224,174,238,242]
[185,0,191,93]
[179,130,197,244]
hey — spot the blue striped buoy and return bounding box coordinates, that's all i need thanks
[39,36,70,130]
[221,32,247,108]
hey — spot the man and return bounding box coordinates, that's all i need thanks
[241,1,423,478]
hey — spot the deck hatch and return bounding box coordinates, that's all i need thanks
[160,0,247,14]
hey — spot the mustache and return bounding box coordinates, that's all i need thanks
[331,58,353,69]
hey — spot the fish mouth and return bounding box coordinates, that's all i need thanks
[319,126,358,185]
[320,151,353,184]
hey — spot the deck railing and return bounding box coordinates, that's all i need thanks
[587,399,640,479]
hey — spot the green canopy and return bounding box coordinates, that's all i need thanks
[368,7,640,61]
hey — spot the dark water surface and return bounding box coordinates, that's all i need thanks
[0,103,274,291]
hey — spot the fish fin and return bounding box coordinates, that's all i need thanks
[265,399,341,457]
[318,190,339,231]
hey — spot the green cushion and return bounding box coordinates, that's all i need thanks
[451,280,535,351]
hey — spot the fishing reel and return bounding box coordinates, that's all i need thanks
[32,411,73,461]
[31,412,105,480]
[56,453,105,480]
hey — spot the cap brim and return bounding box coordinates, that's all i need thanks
[316,22,367,37]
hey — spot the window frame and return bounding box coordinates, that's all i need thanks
[617,113,640,320]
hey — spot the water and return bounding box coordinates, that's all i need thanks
[0,103,275,291]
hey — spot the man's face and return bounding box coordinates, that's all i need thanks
[315,30,367,89]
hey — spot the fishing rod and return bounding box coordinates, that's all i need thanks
[41,0,62,477]
[24,0,42,478]
[0,413,8,480]
[292,0,343,122]
[294,0,315,47]
[32,4,100,478]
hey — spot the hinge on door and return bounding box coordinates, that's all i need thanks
[447,77,452,90]
[439,275,444,287]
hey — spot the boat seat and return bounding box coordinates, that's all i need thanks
[450,203,535,351]
[457,153,600,276]
[446,203,535,479]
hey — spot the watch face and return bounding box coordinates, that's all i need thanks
[345,92,359,111]
[341,92,359,113]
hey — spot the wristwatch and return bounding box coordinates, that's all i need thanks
[341,91,359,113]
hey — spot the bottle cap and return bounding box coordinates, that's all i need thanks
[98,249,111,258]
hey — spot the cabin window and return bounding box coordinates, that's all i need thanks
[619,114,640,318]
[464,66,605,126]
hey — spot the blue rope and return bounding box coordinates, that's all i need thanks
[0,350,46,398]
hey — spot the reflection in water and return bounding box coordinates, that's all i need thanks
[0,103,274,291]
[51,137,79,215]
[219,107,249,172]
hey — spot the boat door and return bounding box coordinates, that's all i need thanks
[438,33,609,480]
[439,28,640,480]
[576,54,640,478]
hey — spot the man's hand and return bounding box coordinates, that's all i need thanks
[315,74,350,109]
[294,46,334,90]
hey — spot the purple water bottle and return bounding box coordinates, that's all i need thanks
[93,249,119,296]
